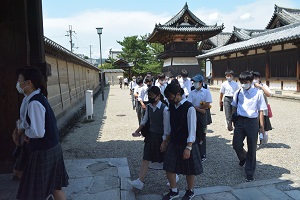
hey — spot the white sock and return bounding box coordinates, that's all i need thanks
[171,188,178,192]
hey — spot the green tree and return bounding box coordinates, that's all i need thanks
[117,35,163,76]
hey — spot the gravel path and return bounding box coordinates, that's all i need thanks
[61,85,300,195]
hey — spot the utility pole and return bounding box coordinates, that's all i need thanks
[65,25,76,52]
[89,44,93,59]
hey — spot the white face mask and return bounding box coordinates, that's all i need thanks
[226,77,232,82]
[253,79,259,84]
[194,82,201,89]
[241,83,251,90]
[16,82,25,94]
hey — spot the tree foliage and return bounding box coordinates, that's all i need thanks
[117,35,163,76]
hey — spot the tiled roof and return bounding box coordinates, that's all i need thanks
[209,32,232,47]
[102,69,125,73]
[156,25,224,32]
[197,22,300,59]
[224,27,266,45]
[266,5,300,28]
[44,36,98,70]
[164,3,206,27]
[147,3,224,43]
[199,32,231,51]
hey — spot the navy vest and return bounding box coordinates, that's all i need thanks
[149,103,166,134]
[169,101,193,145]
[26,93,59,151]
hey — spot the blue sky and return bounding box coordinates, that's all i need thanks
[42,0,300,59]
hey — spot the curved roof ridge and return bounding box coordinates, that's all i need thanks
[275,4,300,14]
[259,21,300,38]
[197,22,300,59]
[164,3,207,27]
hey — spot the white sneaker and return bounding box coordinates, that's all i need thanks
[128,178,144,190]
[166,174,179,186]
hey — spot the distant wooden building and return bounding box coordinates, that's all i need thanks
[147,3,224,77]
[197,5,300,92]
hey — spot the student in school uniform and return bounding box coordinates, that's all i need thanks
[161,83,203,200]
[134,77,145,125]
[219,70,240,132]
[251,71,272,143]
[155,73,168,100]
[138,77,153,118]
[15,67,69,199]
[230,71,267,182]
[178,69,192,98]
[187,74,212,162]
[129,76,137,109]
[128,86,169,190]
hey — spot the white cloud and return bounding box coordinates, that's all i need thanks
[240,13,251,21]
[43,0,297,58]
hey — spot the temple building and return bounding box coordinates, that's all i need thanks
[147,3,224,77]
[197,5,300,92]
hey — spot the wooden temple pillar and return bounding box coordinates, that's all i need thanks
[293,42,300,92]
[263,47,272,86]
[0,0,46,170]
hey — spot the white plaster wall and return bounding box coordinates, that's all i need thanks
[163,57,198,67]
[269,81,281,90]
[283,81,297,91]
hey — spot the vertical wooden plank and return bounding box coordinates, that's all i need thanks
[0,0,30,165]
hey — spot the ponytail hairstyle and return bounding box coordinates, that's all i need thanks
[16,67,48,97]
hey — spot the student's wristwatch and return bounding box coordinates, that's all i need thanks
[186,146,192,151]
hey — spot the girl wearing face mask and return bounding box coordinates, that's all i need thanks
[252,71,272,143]
[12,76,31,180]
[129,86,170,190]
[15,67,69,200]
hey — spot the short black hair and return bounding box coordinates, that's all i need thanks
[239,71,254,82]
[251,71,261,78]
[136,77,143,84]
[225,70,234,76]
[17,66,47,97]
[180,69,189,77]
[164,83,183,98]
[157,73,165,79]
[144,76,152,83]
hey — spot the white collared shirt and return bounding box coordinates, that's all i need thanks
[179,77,192,96]
[231,87,267,118]
[138,85,149,102]
[187,87,212,108]
[220,80,240,97]
[130,81,137,90]
[141,101,170,136]
[22,89,46,138]
[163,99,197,143]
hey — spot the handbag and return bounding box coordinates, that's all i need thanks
[267,104,273,118]
[140,105,150,138]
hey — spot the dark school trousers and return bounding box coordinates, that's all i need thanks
[196,112,207,157]
[224,96,233,127]
[232,117,259,176]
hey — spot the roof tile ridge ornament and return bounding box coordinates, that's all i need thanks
[254,21,300,38]
[184,2,188,9]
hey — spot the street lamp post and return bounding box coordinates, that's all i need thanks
[96,27,104,100]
